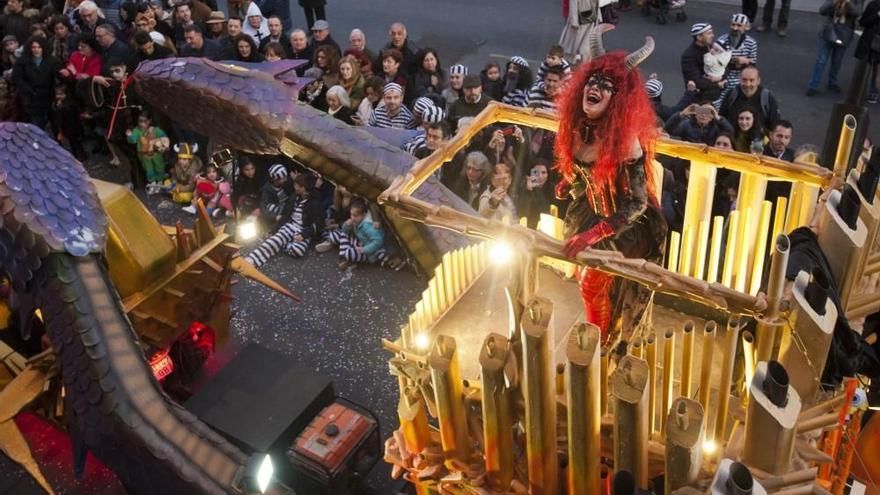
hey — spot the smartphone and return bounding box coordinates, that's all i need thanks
[501,126,516,136]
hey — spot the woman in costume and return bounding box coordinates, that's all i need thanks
[555,25,667,345]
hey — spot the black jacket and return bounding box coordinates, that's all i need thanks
[281,191,324,239]
[375,39,420,76]
[664,113,734,145]
[330,106,354,124]
[680,42,721,103]
[856,0,880,60]
[718,85,781,135]
[12,56,61,113]
[180,38,223,61]
[100,39,134,74]
[0,11,32,44]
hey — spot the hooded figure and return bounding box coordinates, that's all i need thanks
[242,2,269,44]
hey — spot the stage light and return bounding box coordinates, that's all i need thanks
[237,218,258,241]
[489,241,514,266]
[702,440,717,455]
[240,454,274,494]
[414,333,431,351]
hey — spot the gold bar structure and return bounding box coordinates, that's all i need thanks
[680,226,694,276]
[743,361,802,475]
[668,231,681,272]
[429,335,471,465]
[742,330,756,395]
[694,220,710,280]
[479,333,514,490]
[722,210,741,287]
[520,297,558,494]
[665,398,705,494]
[600,348,608,415]
[682,161,717,277]
[773,196,789,240]
[442,253,455,306]
[714,317,741,443]
[708,216,724,283]
[632,338,643,359]
[681,321,695,399]
[646,332,657,435]
[832,114,857,178]
[749,200,774,296]
[756,235,791,363]
[565,324,602,495]
[735,207,755,292]
[735,172,769,290]
[611,355,650,489]
[698,321,717,416]
[661,328,675,436]
[434,264,448,311]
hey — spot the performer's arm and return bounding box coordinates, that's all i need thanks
[606,158,649,231]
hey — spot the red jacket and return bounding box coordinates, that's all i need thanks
[67,52,102,79]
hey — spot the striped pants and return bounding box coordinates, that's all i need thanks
[245,222,310,267]
[324,229,387,264]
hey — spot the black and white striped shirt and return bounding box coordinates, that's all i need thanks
[526,82,558,112]
[502,88,529,108]
[717,33,758,86]
[368,105,417,129]
[402,132,426,155]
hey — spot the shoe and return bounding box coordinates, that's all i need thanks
[869,94,879,104]
[182,205,197,214]
[828,84,842,93]
[777,28,787,37]
[315,240,334,253]
[337,259,353,270]
[806,88,818,97]
[755,23,769,32]
[212,208,222,218]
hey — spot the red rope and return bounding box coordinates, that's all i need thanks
[105,74,135,139]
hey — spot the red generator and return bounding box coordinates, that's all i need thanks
[287,399,380,495]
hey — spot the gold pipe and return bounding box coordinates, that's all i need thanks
[681,321,696,399]
[756,235,791,363]
[661,328,675,436]
[785,182,805,234]
[722,210,741,287]
[695,220,710,280]
[398,389,431,457]
[714,317,742,443]
[773,196,789,239]
[429,335,471,465]
[600,348,609,415]
[748,201,774,296]
[646,332,658,435]
[742,331,756,394]
[611,355,651,489]
[708,216,724,283]
[832,114,857,178]
[520,297,558,493]
[735,207,755,292]
[566,324,602,495]
[668,231,681,272]
[442,252,455,305]
[665,398,705,494]
[680,226,694,276]
[735,173,769,290]
[480,333,514,490]
[632,338,643,359]
[698,321,717,438]
[434,264,448,312]
[422,289,434,323]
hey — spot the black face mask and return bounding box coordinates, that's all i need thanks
[504,72,519,94]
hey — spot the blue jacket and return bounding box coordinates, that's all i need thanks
[343,219,385,262]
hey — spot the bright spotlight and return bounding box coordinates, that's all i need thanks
[489,241,514,266]
[702,440,717,455]
[237,218,258,241]
[414,333,431,350]
[241,454,273,494]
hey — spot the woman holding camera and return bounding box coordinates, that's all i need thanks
[806,0,860,97]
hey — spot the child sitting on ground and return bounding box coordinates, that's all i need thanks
[127,112,170,190]
[167,143,202,204]
[183,164,233,216]
[317,198,387,270]
[232,158,263,217]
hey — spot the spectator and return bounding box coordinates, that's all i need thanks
[443,64,466,110]
[51,85,85,160]
[413,120,450,159]
[402,104,446,155]
[452,150,491,208]
[204,10,226,40]
[309,19,340,55]
[517,160,553,228]
[755,0,791,36]
[714,132,734,150]
[326,84,353,124]
[254,0,291,35]
[169,143,202,204]
[259,15,285,53]
[318,198,387,270]
[379,47,407,91]
[126,111,170,186]
[263,41,285,61]
[13,35,60,130]
[377,22,418,76]
[806,0,859,97]
[314,44,339,86]
[717,14,758,94]
[288,28,313,74]
[242,1,269,46]
[0,0,33,44]
[411,47,445,101]
[232,158,263,217]
[345,28,374,77]
[764,119,794,203]
[232,32,263,62]
[171,2,201,47]
[222,15,242,57]
[339,54,365,109]
[133,31,174,63]
[352,74,383,125]
[299,0,326,31]
[448,74,490,129]
[75,1,104,36]
[479,161,517,223]
[300,66,328,111]
[732,107,763,153]
[664,103,734,145]
[481,62,503,101]
[645,77,677,123]
[718,66,781,135]
[184,163,233,217]
[180,24,222,60]
[368,82,416,129]
[527,64,564,111]
[681,23,723,104]
[258,163,293,231]
[95,24,132,73]
[146,2,174,40]
[60,32,101,80]
[48,15,74,63]
[501,56,533,107]
[856,0,880,103]
[536,44,571,80]
[411,97,435,126]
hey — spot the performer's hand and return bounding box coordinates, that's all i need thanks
[555,178,572,200]
[563,221,614,258]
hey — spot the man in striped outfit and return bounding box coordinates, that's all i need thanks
[368,83,417,129]
[318,198,387,269]
[403,105,447,155]
[501,56,534,107]
[716,13,758,103]
[527,65,566,112]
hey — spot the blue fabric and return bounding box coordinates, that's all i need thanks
[807,37,847,90]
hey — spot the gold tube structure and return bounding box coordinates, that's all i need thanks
[429,335,471,465]
[681,321,696,399]
[611,355,650,489]
[749,201,774,296]
[398,389,432,458]
[756,235,791,363]
[735,207,755,292]
[694,220,710,280]
[646,332,657,435]
[632,338,643,359]
[832,114,857,178]
[661,328,675,436]
[668,231,681,272]
[773,196,789,239]
[714,317,741,443]
[520,297,558,494]
[601,348,608,415]
[566,324,602,495]
[742,331,756,395]
[479,333,514,490]
[680,226,694,276]
[708,216,724,283]
[698,321,717,415]
[722,210,741,287]
[665,398,705,494]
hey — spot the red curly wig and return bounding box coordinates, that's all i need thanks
[554,52,658,199]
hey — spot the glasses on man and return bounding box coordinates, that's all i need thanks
[586,74,617,95]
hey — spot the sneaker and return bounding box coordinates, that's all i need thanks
[182,205,197,214]
[337,259,353,270]
[755,23,769,32]
[314,240,334,253]
[828,84,842,93]
[212,208,222,218]
[805,88,818,97]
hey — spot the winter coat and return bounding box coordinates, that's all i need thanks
[856,0,880,60]
[342,217,385,262]
[0,10,33,44]
[680,42,721,104]
[12,56,61,115]
[663,113,734,145]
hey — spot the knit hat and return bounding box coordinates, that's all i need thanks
[463,74,481,89]
[731,13,750,26]
[268,163,287,180]
[644,79,663,98]
[383,82,403,96]
[509,55,529,68]
[690,23,712,36]
[412,97,435,119]
[422,106,446,124]
[449,64,468,76]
